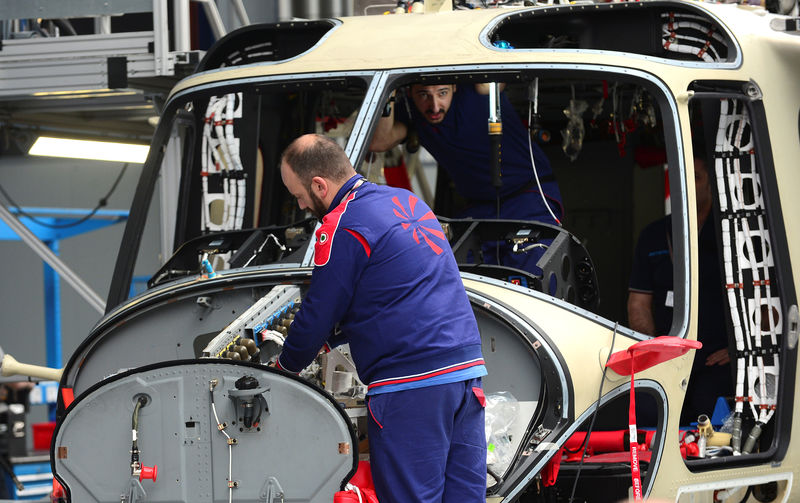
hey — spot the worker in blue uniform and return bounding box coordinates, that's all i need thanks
[276,134,488,503]
[370,83,563,275]
[628,156,733,425]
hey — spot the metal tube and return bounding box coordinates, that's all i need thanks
[0,203,105,314]
[44,241,63,369]
[742,421,763,454]
[488,82,500,122]
[731,413,743,453]
[152,0,171,75]
[231,0,251,26]
[173,0,191,52]
[94,16,112,35]
[197,0,228,39]
[487,82,503,190]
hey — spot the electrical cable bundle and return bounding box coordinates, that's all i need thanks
[713,98,780,454]
[201,93,246,232]
[661,12,727,63]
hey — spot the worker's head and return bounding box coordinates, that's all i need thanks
[410,84,456,124]
[280,134,356,219]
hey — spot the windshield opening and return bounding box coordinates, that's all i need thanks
[364,71,683,325]
[126,76,371,290]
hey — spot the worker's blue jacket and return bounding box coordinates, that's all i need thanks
[397,85,561,211]
[277,175,486,394]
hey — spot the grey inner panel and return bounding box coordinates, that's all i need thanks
[56,362,355,503]
[71,287,269,396]
[474,307,544,479]
[71,282,547,406]
[475,307,543,403]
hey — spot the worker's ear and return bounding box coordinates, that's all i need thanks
[310,176,328,199]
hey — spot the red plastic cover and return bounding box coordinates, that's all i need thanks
[606,336,702,375]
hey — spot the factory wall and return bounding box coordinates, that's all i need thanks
[0,155,162,372]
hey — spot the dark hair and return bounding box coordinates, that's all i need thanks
[280,134,352,188]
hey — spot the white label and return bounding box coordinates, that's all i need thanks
[665,290,674,308]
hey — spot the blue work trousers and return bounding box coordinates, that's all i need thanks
[366,378,487,503]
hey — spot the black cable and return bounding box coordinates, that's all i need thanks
[737,487,752,503]
[568,322,618,503]
[0,163,129,229]
[130,397,143,466]
[132,396,145,434]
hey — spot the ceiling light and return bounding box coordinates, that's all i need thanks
[28,136,150,164]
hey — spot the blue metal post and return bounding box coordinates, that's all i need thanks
[44,240,63,421]
[43,240,63,372]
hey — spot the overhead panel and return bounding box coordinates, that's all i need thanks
[0,32,166,98]
[0,1,199,101]
[0,0,151,20]
[484,1,738,66]
[197,20,339,72]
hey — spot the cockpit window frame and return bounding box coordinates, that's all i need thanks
[105,71,379,311]
[685,83,798,470]
[356,65,690,341]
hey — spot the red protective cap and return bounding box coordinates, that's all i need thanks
[139,465,158,483]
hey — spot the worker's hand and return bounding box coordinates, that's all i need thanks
[705,348,730,366]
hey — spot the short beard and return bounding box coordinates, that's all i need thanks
[424,108,446,124]
[309,188,328,220]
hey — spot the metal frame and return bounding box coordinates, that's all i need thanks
[0,31,173,98]
[0,1,152,20]
[0,0,253,100]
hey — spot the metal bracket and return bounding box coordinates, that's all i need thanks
[259,476,285,503]
[787,304,799,351]
[770,17,800,34]
[743,80,763,101]
[120,477,147,503]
